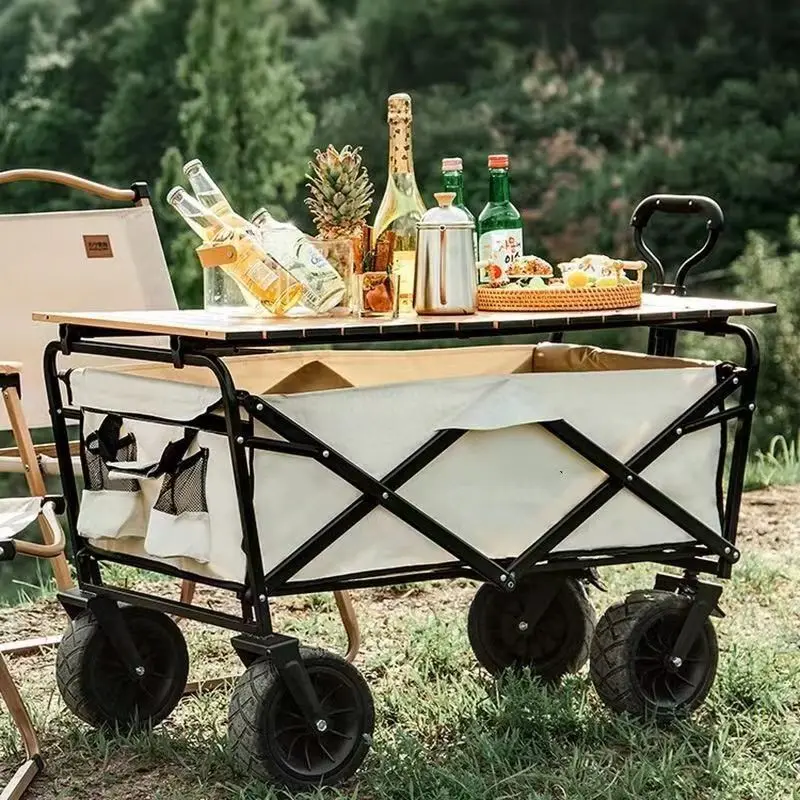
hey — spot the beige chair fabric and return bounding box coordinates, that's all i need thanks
[0,204,177,430]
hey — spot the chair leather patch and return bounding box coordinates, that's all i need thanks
[83,234,114,258]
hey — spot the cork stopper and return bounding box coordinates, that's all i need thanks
[387,92,412,123]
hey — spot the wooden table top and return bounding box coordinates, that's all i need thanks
[33,294,776,344]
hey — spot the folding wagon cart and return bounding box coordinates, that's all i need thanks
[35,194,775,789]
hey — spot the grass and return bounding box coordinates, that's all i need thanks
[746,432,800,490]
[2,498,800,800]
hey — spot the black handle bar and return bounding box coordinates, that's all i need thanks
[630,194,724,291]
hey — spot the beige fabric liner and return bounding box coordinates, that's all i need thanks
[89,343,716,584]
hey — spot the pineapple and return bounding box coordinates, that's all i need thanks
[306,145,374,271]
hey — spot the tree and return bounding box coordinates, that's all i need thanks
[92,0,195,188]
[176,0,314,219]
[154,145,202,308]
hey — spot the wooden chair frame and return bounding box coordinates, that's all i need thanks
[1,500,66,800]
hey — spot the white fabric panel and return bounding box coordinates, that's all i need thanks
[77,489,145,540]
[80,409,246,581]
[0,497,43,540]
[70,368,221,423]
[145,509,212,563]
[0,205,177,430]
[252,367,720,582]
[72,363,722,585]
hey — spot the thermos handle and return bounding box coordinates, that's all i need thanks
[439,226,447,306]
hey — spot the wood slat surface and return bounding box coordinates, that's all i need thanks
[33,295,777,343]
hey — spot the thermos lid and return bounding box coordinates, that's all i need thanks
[418,192,474,229]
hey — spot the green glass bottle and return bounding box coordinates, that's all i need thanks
[441,157,477,258]
[477,154,523,285]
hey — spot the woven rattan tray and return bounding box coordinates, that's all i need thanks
[476,281,642,312]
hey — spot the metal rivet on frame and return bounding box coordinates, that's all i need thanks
[626,475,634,482]
[733,377,739,385]
[675,427,683,436]
[381,492,389,500]
[322,450,330,458]
[748,403,755,411]
[256,403,264,411]
[236,436,244,444]
[258,594,267,602]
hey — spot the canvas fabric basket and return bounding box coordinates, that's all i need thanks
[66,343,723,586]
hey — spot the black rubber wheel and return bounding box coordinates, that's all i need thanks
[227,646,374,789]
[468,575,596,682]
[56,606,189,732]
[590,590,718,721]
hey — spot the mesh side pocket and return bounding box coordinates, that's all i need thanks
[84,432,139,493]
[153,449,209,515]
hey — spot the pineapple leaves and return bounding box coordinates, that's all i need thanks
[305,143,374,237]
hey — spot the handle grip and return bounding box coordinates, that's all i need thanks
[0,169,138,204]
[631,194,724,232]
[630,194,724,291]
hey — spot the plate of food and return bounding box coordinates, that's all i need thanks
[476,254,647,312]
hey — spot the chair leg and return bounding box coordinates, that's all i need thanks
[3,385,72,590]
[334,590,361,663]
[0,653,43,800]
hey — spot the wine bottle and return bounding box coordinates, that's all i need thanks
[441,157,477,258]
[372,93,427,314]
[477,154,523,285]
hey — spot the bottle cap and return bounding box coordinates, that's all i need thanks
[166,186,185,205]
[488,154,509,169]
[441,157,463,172]
[183,158,203,175]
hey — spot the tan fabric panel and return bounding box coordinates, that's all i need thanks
[115,343,714,399]
[531,343,715,373]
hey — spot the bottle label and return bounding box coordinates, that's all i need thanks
[478,228,523,284]
[392,250,416,313]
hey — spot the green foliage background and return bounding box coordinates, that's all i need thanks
[1,0,798,592]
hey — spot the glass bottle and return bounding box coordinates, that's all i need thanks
[251,207,346,314]
[441,157,477,258]
[183,158,253,229]
[166,187,302,316]
[477,154,524,285]
[372,93,427,314]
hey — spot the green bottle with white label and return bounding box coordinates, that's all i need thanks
[477,153,523,285]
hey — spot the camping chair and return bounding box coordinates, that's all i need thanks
[0,169,361,674]
[0,496,67,800]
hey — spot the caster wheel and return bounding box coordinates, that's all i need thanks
[590,590,718,721]
[468,575,596,682]
[56,606,189,732]
[227,646,374,789]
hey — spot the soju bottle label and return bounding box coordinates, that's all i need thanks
[478,229,523,285]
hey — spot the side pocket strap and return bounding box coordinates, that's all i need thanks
[109,429,199,479]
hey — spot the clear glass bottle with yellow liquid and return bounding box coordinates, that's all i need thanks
[372,93,428,314]
[166,186,303,316]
